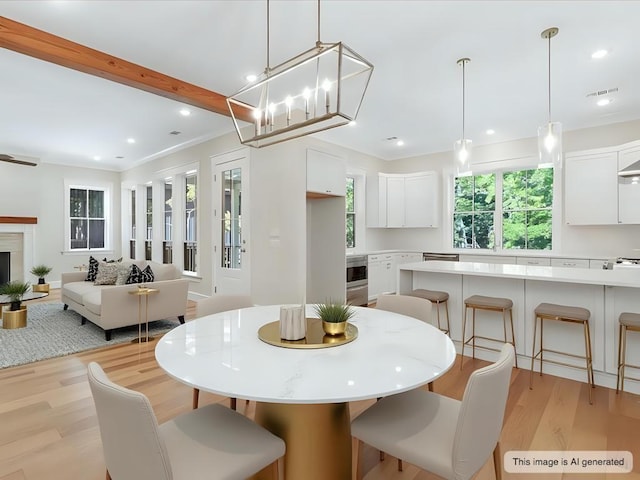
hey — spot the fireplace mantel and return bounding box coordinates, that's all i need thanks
[0,216,37,224]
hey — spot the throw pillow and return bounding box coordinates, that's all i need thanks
[141,265,155,283]
[94,261,120,285]
[102,257,123,263]
[85,256,99,282]
[115,263,132,285]
[126,264,144,284]
[126,264,154,284]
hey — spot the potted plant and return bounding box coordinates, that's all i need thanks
[313,300,355,336]
[30,264,52,285]
[0,281,31,311]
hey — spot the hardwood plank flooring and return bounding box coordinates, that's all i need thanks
[1,290,639,479]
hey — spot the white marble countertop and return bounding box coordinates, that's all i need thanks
[155,305,456,404]
[400,260,640,288]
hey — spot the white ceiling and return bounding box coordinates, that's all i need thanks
[1,1,640,171]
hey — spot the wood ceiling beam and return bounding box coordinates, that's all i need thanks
[0,16,253,122]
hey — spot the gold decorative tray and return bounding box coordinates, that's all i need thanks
[258,318,358,349]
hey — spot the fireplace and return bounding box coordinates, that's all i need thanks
[0,220,35,283]
[0,252,9,285]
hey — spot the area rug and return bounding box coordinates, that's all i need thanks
[0,302,179,369]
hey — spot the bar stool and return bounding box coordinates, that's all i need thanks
[461,295,517,369]
[409,289,450,336]
[616,312,640,394]
[530,302,594,404]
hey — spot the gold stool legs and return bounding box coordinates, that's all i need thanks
[461,304,516,369]
[434,300,451,336]
[616,324,626,393]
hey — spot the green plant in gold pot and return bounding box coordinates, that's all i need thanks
[0,281,31,311]
[30,264,52,285]
[313,301,355,336]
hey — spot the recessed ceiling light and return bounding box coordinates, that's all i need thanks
[349,120,357,127]
[486,129,495,135]
[246,74,257,82]
[115,156,124,159]
[591,49,608,59]
[396,140,404,146]
[179,108,191,116]
[597,98,612,106]
[127,138,136,144]
[93,156,101,161]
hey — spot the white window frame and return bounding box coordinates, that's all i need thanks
[346,169,366,254]
[447,156,561,254]
[64,179,113,254]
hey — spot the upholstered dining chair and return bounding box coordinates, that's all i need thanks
[87,362,285,480]
[351,343,515,480]
[192,294,254,410]
[375,293,432,323]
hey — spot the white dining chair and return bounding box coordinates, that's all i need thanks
[192,294,254,410]
[375,293,432,323]
[87,362,285,480]
[351,343,515,480]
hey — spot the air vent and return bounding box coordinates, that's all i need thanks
[586,87,618,98]
[169,131,181,135]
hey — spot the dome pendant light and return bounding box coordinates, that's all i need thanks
[454,58,472,177]
[537,27,562,169]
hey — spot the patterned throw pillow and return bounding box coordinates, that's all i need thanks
[85,256,99,282]
[115,263,132,285]
[126,264,155,284]
[94,262,120,285]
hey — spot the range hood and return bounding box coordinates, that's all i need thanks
[618,159,640,178]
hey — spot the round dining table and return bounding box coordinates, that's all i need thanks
[155,304,456,480]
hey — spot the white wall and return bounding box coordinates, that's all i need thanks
[369,119,640,257]
[0,162,121,283]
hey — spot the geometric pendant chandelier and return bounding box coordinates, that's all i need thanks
[227,0,374,148]
[537,27,562,169]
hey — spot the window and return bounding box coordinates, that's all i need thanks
[502,168,553,250]
[346,176,355,248]
[184,173,197,273]
[453,174,495,249]
[68,186,106,251]
[145,185,152,261]
[129,189,136,259]
[453,167,553,251]
[163,180,173,264]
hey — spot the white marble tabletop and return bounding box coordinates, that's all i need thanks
[155,304,456,404]
[400,260,640,288]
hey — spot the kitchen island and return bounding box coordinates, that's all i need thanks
[398,261,640,394]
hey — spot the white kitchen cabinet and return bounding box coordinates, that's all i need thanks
[618,145,640,224]
[368,254,397,300]
[366,172,439,228]
[306,149,346,197]
[550,258,590,269]
[564,150,618,225]
[516,257,551,266]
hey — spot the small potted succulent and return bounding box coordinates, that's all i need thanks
[0,280,31,311]
[313,300,355,336]
[30,264,52,293]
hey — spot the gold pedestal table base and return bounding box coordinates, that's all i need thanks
[253,402,351,480]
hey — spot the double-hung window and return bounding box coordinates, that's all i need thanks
[184,173,197,273]
[163,180,173,264]
[67,184,110,251]
[453,167,554,251]
[346,176,356,248]
[145,185,153,260]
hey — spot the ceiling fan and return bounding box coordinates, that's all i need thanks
[0,154,39,167]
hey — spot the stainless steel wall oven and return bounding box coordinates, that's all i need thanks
[346,255,368,306]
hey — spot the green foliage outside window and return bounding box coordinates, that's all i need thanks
[346,177,355,248]
[453,174,496,248]
[502,168,553,250]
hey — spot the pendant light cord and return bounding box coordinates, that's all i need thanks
[317,0,321,45]
[462,59,466,140]
[266,0,270,71]
[547,33,552,123]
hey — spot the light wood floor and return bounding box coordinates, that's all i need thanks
[1,291,639,480]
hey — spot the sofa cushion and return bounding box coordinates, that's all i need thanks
[94,262,120,285]
[147,261,178,281]
[64,281,99,305]
[85,256,99,282]
[82,289,102,316]
[115,263,133,285]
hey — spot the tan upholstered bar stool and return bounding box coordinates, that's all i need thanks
[410,289,450,336]
[530,302,594,404]
[461,295,517,369]
[616,312,640,394]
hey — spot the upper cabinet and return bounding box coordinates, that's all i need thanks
[367,172,439,228]
[618,145,640,224]
[306,149,346,198]
[564,140,640,225]
[564,150,618,225]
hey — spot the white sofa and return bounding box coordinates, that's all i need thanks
[61,260,189,340]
